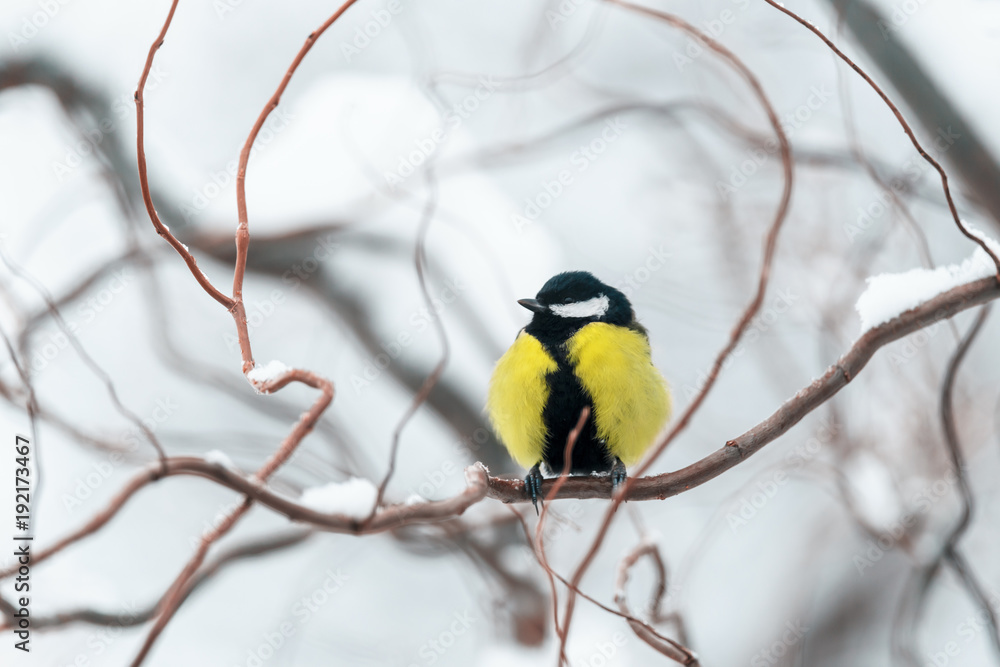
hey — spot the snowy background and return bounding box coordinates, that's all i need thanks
[1,0,999,665]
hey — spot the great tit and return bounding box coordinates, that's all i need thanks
[487,271,671,510]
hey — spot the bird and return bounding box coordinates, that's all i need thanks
[487,270,671,511]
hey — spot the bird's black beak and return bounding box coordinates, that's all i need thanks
[517,298,546,313]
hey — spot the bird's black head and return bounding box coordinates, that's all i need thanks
[520,271,633,345]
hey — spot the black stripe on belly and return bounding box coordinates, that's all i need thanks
[541,352,614,475]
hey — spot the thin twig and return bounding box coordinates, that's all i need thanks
[134,0,233,309]
[2,531,313,630]
[509,506,693,664]
[760,0,1000,280]
[369,170,448,518]
[0,247,167,467]
[229,0,362,373]
[614,541,698,664]
[537,407,590,665]
[910,306,1000,658]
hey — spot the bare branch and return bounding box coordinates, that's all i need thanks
[1,531,312,631]
[537,407,590,664]
[906,306,1000,659]
[369,173,448,518]
[509,507,694,666]
[0,248,167,466]
[614,541,698,665]
[761,0,1000,279]
[134,0,234,309]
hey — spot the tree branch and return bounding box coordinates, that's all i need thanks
[614,541,698,665]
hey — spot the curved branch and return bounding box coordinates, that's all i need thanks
[134,0,234,309]
[229,0,362,372]
[614,541,698,665]
[761,0,1000,279]
[914,306,1000,657]
[3,531,312,630]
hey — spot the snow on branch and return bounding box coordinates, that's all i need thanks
[856,229,1000,332]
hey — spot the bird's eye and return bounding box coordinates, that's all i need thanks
[562,297,574,304]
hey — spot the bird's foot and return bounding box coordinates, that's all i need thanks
[611,458,627,499]
[525,464,544,515]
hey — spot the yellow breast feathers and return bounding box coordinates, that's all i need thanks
[565,322,671,465]
[487,331,558,469]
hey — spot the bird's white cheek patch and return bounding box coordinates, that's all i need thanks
[550,294,610,318]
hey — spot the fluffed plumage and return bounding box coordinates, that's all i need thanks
[487,271,671,508]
